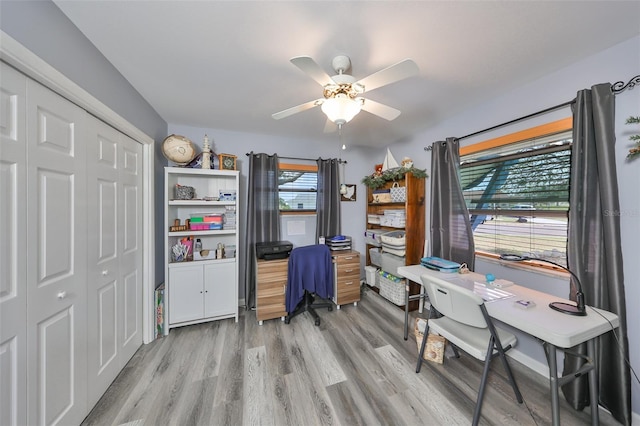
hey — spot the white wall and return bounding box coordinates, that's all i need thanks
[386,35,640,421]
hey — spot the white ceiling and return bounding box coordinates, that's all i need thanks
[53,1,640,148]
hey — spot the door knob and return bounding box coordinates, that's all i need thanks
[57,291,67,299]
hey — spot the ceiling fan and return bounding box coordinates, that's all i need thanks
[272,55,419,129]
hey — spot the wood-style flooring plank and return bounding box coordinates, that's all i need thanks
[243,346,274,426]
[81,287,621,426]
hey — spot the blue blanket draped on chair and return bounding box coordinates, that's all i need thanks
[286,244,334,313]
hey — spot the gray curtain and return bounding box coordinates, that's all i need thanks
[562,84,631,425]
[316,158,341,240]
[243,152,280,309]
[430,137,475,270]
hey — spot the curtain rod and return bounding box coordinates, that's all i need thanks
[423,100,573,152]
[245,152,347,164]
[424,73,640,151]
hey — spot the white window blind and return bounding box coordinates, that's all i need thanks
[278,170,317,211]
[460,130,572,266]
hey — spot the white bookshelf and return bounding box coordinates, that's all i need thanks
[164,167,239,332]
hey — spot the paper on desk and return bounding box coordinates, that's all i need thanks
[492,279,514,288]
[474,282,515,302]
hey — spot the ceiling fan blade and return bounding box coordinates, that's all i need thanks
[360,98,401,121]
[356,59,419,92]
[290,56,335,87]
[272,99,322,120]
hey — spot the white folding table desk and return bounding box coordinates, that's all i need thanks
[397,264,620,426]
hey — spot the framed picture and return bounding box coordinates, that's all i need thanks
[340,184,357,201]
[218,153,237,170]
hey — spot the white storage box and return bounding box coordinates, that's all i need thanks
[364,229,383,247]
[219,189,237,201]
[369,247,382,267]
[367,214,381,224]
[380,252,405,276]
[380,210,406,228]
[365,265,379,286]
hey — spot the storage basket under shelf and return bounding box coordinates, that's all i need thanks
[377,271,406,305]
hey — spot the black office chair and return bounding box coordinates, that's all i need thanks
[285,244,334,326]
[417,274,523,425]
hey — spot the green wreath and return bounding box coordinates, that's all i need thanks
[361,167,428,189]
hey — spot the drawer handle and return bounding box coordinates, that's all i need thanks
[57,291,67,299]
[344,256,353,260]
[345,281,353,285]
[283,285,286,294]
[345,269,353,273]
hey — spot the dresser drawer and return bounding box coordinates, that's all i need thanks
[332,251,361,307]
[257,258,288,322]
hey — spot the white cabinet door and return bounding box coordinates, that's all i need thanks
[169,265,205,324]
[86,117,143,408]
[25,79,88,426]
[0,62,28,426]
[204,261,236,318]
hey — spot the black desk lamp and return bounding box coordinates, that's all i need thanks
[499,254,587,316]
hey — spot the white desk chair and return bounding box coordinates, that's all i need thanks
[417,274,523,425]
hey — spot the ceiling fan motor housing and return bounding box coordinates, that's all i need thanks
[332,55,352,74]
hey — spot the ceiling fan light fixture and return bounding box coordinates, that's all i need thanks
[321,93,361,124]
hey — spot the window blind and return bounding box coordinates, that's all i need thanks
[460,130,571,264]
[278,170,318,211]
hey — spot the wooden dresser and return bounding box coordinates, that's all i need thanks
[332,250,361,309]
[256,258,288,324]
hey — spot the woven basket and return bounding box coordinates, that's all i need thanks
[390,182,406,202]
[377,272,406,305]
[174,185,195,200]
[372,189,391,203]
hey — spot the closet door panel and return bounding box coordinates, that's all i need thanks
[87,119,120,407]
[25,80,88,426]
[115,132,142,368]
[86,118,142,407]
[0,62,28,426]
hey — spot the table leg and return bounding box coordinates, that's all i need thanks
[546,343,561,426]
[587,339,599,426]
[404,281,410,340]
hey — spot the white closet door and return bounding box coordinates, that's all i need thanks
[0,62,28,426]
[86,117,142,407]
[118,132,143,362]
[25,79,88,426]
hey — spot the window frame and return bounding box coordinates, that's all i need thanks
[278,162,318,215]
[460,117,573,274]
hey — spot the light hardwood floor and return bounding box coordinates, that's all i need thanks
[82,287,620,426]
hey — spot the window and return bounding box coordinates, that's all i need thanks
[460,118,572,267]
[278,163,318,212]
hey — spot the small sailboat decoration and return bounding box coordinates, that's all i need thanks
[382,148,400,171]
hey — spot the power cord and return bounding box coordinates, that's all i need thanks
[587,306,640,385]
